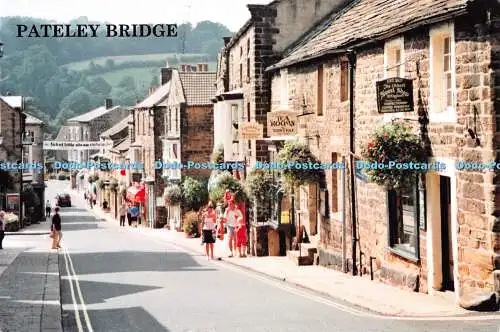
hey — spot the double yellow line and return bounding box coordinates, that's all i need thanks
[62,247,94,332]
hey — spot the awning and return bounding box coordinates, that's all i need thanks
[126,186,145,203]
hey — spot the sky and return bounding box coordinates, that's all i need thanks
[0,0,271,32]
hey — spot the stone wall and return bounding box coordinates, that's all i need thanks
[272,10,500,298]
[0,99,22,163]
[181,105,214,178]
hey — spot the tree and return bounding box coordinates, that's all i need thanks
[58,87,92,114]
[117,76,136,90]
[88,77,112,95]
[105,59,116,70]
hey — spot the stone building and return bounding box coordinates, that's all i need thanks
[267,0,500,309]
[163,64,215,228]
[0,96,24,215]
[213,0,351,256]
[62,99,129,163]
[24,113,45,221]
[128,66,172,228]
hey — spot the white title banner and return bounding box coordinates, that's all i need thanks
[43,141,114,150]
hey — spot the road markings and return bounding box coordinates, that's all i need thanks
[63,247,94,332]
[62,246,84,332]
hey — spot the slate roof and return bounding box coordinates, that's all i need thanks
[25,113,43,125]
[67,105,122,123]
[100,117,129,138]
[135,82,171,108]
[269,0,474,70]
[179,72,216,106]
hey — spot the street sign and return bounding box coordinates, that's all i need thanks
[43,140,114,150]
[267,111,298,136]
[239,122,263,140]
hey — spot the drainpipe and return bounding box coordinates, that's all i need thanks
[341,155,347,273]
[347,50,357,276]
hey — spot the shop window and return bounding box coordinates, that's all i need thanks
[429,22,456,122]
[388,177,419,260]
[384,37,404,78]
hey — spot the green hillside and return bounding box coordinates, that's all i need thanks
[63,53,208,71]
[89,62,217,94]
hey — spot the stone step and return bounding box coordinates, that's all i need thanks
[287,250,314,266]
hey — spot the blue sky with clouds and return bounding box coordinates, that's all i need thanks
[0,0,271,32]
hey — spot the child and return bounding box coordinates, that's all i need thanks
[235,214,247,258]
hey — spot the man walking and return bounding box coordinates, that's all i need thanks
[51,207,62,249]
[45,200,51,218]
[119,202,127,226]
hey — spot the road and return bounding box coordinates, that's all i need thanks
[48,180,500,332]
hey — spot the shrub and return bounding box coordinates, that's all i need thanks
[181,177,208,211]
[22,184,40,209]
[208,172,247,204]
[362,123,427,189]
[49,174,56,179]
[245,170,279,222]
[211,144,224,164]
[4,213,20,232]
[276,140,325,191]
[182,211,200,237]
[164,184,183,205]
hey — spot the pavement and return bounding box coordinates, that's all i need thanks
[0,218,62,332]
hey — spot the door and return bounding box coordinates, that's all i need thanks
[440,176,454,291]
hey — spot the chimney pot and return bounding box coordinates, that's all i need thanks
[105,98,113,109]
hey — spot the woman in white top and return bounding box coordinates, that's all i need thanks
[200,201,217,260]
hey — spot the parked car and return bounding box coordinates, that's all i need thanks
[57,193,71,207]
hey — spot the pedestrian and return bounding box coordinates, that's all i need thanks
[0,211,5,249]
[235,212,247,258]
[129,205,139,227]
[126,204,132,226]
[51,207,62,249]
[223,197,243,258]
[200,201,216,260]
[45,200,51,218]
[119,202,127,226]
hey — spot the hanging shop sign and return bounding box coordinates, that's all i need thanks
[239,122,263,140]
[267,111,298,136]
[43,140,114,150]
[376,78,414,113]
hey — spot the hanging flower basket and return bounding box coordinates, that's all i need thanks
[276,140,325,191]
[164,184,183,206]
[361,123,428,189]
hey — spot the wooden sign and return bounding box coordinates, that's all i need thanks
[267,111,297,136]
[239,122,263,140]
[376,78,414,113]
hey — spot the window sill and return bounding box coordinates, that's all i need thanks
[387,246,419,264]
[429,108,457,123]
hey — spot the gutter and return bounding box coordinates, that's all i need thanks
[265,8,469,72]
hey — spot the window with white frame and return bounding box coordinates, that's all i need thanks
[384,37,404,78]
[280,69,288,109]
[430,22,456,121]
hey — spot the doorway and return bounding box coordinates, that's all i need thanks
[440,175,454,291]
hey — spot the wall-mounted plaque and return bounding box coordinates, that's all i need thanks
[239,122,263,140]
[376,78,414,113]
[267,111,298,136]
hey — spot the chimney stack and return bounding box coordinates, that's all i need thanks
[197,64,203,72]
[203,63,208,72]
[160,67,173,85]
[105,98,113,109]
[185,65,191,72]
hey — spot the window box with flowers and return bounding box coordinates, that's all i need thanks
[361,123,428,261]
